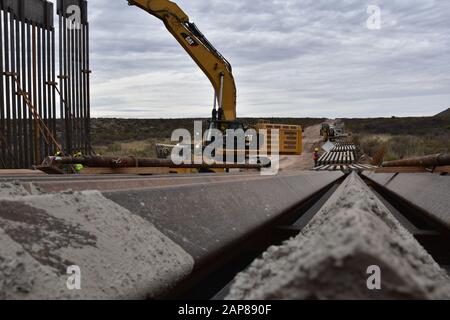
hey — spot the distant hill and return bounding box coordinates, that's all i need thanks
[90,118,325,145]
[435,108,450,118]
[344,115,450,136]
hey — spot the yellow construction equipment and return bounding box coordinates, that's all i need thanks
[320,123,335,142]
[256,122,303,155]
[128,0,236,129]
[128,0,302,155]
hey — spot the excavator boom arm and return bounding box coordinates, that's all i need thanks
[128,0,237,121]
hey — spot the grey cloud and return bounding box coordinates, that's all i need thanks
[84,0,450,118]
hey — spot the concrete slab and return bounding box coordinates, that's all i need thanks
[0,184,194,300]
[103,171,344,265]
[227,173,450,300]
[0,171,343,299]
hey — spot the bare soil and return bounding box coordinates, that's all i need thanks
[279,124,324,171]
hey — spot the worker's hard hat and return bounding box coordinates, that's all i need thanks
[315,148,319,152]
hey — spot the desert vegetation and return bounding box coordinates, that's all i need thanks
[89,111,450,161]
[352,134,450,162]
[345,109,450,162]
[90,118,325,157]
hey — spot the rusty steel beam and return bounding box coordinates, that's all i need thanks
[51,25,56,154]
[0,0,90,168]
[38,24,44,161]
[56,0,90,156]
[4,10,12,168]
[26,21,34,164]
[18,172,270,193]
[363,171,450,231]
[40,155,271,170]
[21,16,29,167]
[84,20,91,153]
[434,166,450,174]
[374,167,429,174]
[42,26,48,157]
[383,154,450,168]
[14,15,22,168]
[75,25,81,152]
[0,171,344,299]
[0,10,5,168]
[32,23,40,163]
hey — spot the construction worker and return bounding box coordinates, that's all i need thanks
[73,151,84,174]
[313,148,320,167]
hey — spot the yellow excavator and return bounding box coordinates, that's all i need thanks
[128,0,302,155]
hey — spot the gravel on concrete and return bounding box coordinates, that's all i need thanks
[0,183,194,300]
[227,172,450,300]
[0,181,29,198]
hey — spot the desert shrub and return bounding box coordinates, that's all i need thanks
[363,138,383,157]
[356,136,384,157]
[352,134,361,146]
[387,136,418,158]
[355,133,450,161]
[129,145,157,158]
[106,142,122,153]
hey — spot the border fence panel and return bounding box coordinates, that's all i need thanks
[0,0,90,169]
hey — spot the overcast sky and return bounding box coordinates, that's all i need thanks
[85,0,450,119]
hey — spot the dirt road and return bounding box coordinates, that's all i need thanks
[279,123,324,171]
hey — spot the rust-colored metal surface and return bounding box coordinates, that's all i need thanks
[1,171,344,262]
[18,172,272,193]
[102,171,344,265]
[79,167,173,175]
[39,155,270,171]
[0,0,91,169]
[0,170,344,299]
[363,171,450,230]
[0,169,45,176]
[434,166,450,174]
[382,154,450,168]
[374,166,429,174]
